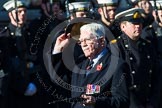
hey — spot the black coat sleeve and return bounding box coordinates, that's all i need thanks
[95,62,130,108]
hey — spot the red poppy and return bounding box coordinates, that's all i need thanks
[96,63,102,71]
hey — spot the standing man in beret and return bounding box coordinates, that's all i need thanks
[138,0,154,27]
[115,8,161,108]
[1,0,37,108]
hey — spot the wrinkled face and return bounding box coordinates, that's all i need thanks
[79,30,100,58]
[121,21,143,40]
[10,7,27,25]
[158,10,162,23]
[101,6,117,22]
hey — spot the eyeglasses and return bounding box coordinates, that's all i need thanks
[77,38,96,45]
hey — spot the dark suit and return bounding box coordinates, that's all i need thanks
[51,47,130,108]
[116,34,161,108]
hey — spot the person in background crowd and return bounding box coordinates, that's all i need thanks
[29,0,66,75]
[96,0,121,38]
[29,0,66,61]
[1,0,37,108]
[142,2,162,107]
[51,22,130,108]
[28,0,67,108]
[68,1,93,19]
[142,2,162,65]
[138,0,154,27]
[115,7,161,108]
[127,0,140,8]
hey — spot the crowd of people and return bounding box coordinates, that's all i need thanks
[0,0,162,108]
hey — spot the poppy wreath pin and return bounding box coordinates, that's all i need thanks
[96,63,103,71]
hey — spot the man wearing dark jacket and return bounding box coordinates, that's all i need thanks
[0,0,37,108]
[115,7,161,108]
[50,22,130,108]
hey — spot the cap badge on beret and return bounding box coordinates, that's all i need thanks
[115,8,143,23]
[133,11,141,19]
[68,2,90,12]
[77,7,87,11]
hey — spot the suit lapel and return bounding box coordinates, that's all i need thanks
[82,52,111,86]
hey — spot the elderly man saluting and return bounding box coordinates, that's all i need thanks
[51,22,130,108]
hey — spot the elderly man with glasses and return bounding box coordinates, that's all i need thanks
[51,22,130,108]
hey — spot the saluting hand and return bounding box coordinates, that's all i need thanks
[53,33,71,54]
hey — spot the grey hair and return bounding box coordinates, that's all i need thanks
[80,23,105,38]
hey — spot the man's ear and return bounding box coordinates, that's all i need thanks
[120,23,125,31]
[152,10,157,19]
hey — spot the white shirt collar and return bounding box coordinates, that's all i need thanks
[92,48,108,67]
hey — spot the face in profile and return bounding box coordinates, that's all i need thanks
[121,21,143,40]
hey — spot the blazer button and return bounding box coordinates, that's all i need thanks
[11,32,14,35]
[132,71,135,74]
[125,44,128,48]
[147,55,150,59]
[149,70,152,74]
[130,57,133,60]
[133,85,137,88]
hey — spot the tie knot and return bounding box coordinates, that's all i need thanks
[86,60,94,70]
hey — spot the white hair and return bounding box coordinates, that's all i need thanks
[80,23,105,38]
